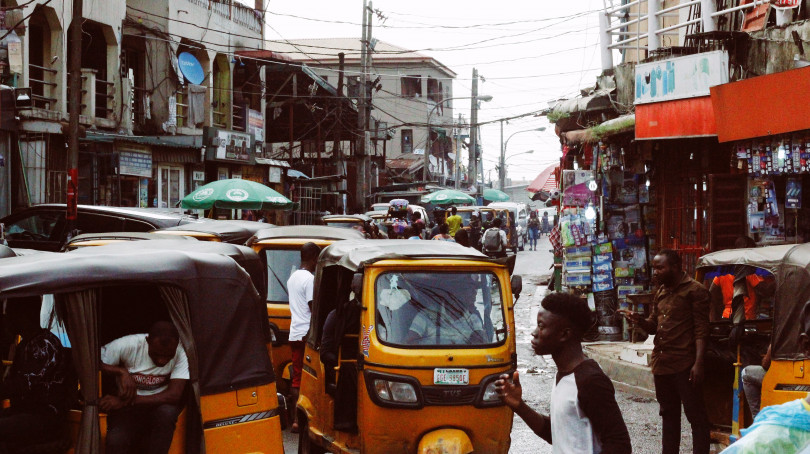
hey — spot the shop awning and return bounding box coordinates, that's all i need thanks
[527,164,559,193]
[84,132,204,149]
[636,96,717,140]
[552,88,614,115]
[560,128,593,145]
[710,65,810,143]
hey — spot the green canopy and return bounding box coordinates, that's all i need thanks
[484,188,510,202]
[181,178,295,210]
[420,189,475,205]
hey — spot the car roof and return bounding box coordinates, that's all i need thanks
[4,204,199,227]
[252,225,366,242]
[66,232,194,245]
[322,214,373,222]
[319,239,491,272]
[157,220,274,244]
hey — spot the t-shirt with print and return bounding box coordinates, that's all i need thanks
[101,334,189,396]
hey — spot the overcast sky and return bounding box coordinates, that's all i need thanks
[258,0,605,183]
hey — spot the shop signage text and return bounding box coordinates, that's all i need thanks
[634,50,728,105]
[119,150,153,178]
[249,109,264,143]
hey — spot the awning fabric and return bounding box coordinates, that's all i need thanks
[710,65,810,143]
[527,164,559,193]
[636,97,717,140]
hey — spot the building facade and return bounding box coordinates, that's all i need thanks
[267,38,459,184]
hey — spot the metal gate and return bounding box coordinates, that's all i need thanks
[292,185,322,226]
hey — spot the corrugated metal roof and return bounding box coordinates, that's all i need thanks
[255,158,290,167]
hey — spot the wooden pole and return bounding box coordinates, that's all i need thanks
[66,0,83,234]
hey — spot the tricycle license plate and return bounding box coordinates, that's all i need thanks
[433,368,469,385]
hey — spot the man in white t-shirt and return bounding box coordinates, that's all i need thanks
[100,321,189,454]
[287,242,320,433]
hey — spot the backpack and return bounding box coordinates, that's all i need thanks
[482,227,503,252]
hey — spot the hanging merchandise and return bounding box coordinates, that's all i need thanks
[748,178,785,244]
[562,170,597,206]
[787,178,802,209]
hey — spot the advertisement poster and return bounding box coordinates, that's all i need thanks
[787,178,802,209]
[562,170,597,207]
[248,109,264,143]
[214,130,251,162]
[634,50,729,104]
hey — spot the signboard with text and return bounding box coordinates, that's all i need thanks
[248,109,264,143]
[204,127,254,164]
[117,144,153,178]
[635,50,729,105]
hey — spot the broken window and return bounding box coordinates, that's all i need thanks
[401,75,422,98]
[401,129,413,154]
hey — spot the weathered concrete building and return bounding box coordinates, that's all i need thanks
[267,38,460,184]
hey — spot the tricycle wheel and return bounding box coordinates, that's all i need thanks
[298,415,325,454]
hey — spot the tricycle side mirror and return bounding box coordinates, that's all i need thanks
[351,272,364,301]
[511,275,523,304]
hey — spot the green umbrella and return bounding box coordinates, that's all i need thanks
[420,189,476,205]
[181,178,295,210]
[484,188,511,202]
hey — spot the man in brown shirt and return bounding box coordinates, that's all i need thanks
[622,249,711,454]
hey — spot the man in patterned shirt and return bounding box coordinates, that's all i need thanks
[0,297,71,448]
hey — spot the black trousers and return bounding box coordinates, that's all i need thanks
[653,369,711,454]
[106,404,182,454]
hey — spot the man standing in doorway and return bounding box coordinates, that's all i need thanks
[287,242,320,433]
[446,206,463,238]
[621,249,711,454]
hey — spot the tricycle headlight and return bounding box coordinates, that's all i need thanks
[374,379,418,403]
[482,380,501,403]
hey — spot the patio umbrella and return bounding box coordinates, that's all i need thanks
[181,178,295,210]
[420,189,476,205]
[484,188,510,202]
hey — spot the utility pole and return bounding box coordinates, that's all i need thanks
[66,0,83,235]
[454,113,462,189]
[334,52,345,179]
[499,119,505,190]
[355,0,373,212]
[467,68,478,189]
[363,1,373,209]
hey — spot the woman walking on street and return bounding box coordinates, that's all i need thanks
[541,211,551,236]
[527,211,540,251]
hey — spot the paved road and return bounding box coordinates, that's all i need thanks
[282,237,695,453]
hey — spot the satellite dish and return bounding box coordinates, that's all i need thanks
[178,52,205,85]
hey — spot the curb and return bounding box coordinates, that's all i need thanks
[584,345,657,400]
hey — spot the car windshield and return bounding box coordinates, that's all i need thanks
[456,211,473,226]
[375,271,505,347]
[263,249,301,303]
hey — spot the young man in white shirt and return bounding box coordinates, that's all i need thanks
[495,292,631,454]
[100,321,189,454]
[287,242,321,433]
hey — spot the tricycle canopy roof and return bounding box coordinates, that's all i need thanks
[697,243,810,360]
[319,239,491,272]
[252,225,366,242]
[70,240,267,301]
[0,244,274,395]
[696,244,796,275]
[156,219,275,244]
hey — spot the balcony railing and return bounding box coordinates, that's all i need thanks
[600,0,786,67]
[183,0,262,34]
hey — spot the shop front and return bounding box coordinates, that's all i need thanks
[554,116,657,340]
[635,50,735,269]
[711,66,810,245]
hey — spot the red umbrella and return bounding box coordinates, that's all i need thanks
[527,164,559,193]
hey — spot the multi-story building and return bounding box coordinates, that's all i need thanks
[267,38,459,184]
